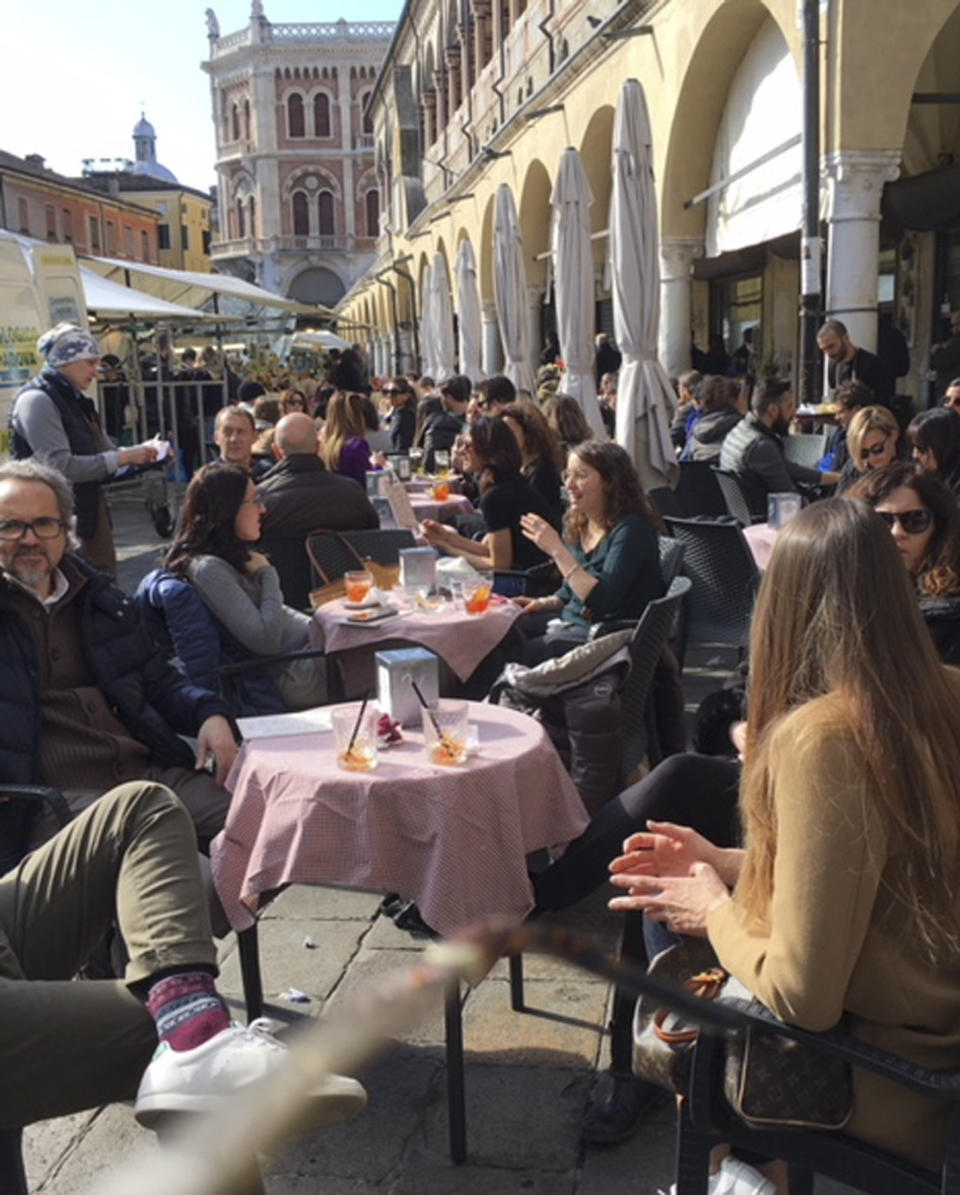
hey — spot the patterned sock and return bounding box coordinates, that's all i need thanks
[146,972,231,1052]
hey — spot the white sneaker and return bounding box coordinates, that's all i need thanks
[134,1019,367,1129]
[659,1155,778,1195]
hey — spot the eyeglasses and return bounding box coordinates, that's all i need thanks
[382,387,401,396]
[0,518,67,541]
[875,508,933,535]
[240,496,266,508]
[863,439,891,459]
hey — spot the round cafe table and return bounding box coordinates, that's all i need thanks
[210,701,590,938]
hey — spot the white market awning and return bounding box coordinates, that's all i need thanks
[81,255,337,318]
[80,267,216,321]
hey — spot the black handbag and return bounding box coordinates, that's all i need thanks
[632,940,853,1131]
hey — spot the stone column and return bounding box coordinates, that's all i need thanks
[422,90,437,150]
[481,301,501,376]
[823,150,901,353]
[659,238,703,379]
[397,325,414,373]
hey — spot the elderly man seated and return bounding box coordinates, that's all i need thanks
[213,405,272,481]
[258,413,379,539]
[0,781,366,1137]
[0,459,237,869]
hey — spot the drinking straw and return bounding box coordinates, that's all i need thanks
[409,679,445,742]
[346,693,370,756]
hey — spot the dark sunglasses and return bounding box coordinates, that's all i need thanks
[876,508,933,535]
[382,387,401,395]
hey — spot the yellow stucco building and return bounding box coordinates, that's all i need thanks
[339,0,960,413]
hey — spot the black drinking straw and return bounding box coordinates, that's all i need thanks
[346,693,370,756]
[409,679,445,741]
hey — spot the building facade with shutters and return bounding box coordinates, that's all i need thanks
[202,4,394,309]
[0,149,159,265]
[339,0,960,413]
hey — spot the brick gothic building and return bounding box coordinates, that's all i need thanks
[202,3,393,308]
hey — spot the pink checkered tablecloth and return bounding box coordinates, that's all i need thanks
[312,596,522,683]
[742,522,779,571]
[408,491,475,523]
[210,701,589,937]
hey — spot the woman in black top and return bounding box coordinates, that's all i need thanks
[422,417,559,570]
[501,400,565,521]
[907,407,960,495]
[850,462,960,665]
[382,376,418,451]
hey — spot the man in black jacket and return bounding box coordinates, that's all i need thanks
[258,414,379,539]
[817,319,893,406]
[0,459,237,869]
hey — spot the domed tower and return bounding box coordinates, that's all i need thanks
[131,112,178,184]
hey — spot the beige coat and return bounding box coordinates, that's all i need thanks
[707,693,960,1169]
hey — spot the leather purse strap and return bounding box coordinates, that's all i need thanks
[653,967,729,1045]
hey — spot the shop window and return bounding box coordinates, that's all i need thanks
[365,190,379,237]
[711,273,763,364]
[318,190,335,236]
[292,191,309,236]
[288,93,305,138]
[314,93,330,138]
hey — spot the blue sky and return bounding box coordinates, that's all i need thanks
[3,0,401,192]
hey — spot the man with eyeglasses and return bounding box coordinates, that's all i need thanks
[0,459,237,870]
[474,374,516,416]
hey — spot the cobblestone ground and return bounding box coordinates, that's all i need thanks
[23,487,854,1194]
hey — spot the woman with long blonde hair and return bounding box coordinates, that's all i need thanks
[320,390,370,488]
[609,498,960,1178]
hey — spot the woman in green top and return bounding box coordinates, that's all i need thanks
[517,440,664,663]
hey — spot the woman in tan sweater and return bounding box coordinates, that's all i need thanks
[610,497,960,1175]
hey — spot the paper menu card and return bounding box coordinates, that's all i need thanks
[236,706,333,740]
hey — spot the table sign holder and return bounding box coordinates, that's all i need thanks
[399,546,437,593]
[376,647,439,726]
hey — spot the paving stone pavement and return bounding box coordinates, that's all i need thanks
[22,491,855,1194]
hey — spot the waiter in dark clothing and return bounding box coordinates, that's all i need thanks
[817,318,893,406]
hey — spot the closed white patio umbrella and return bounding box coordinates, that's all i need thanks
[551,148,605,438]
[418,260,437,379]
[493,184,536,395]
[610,79,678,490]
[454,239,482,383]
[431,252,456,382]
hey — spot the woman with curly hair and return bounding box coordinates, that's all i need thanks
[516,439,664,660]
[850,461,960,663]
[501,399,565,520]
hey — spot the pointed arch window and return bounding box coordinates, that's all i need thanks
[243,99,251,141]
[314,93,330,138]
[318,190,335,236]
[292,191,309,236]
[365,190,379,237]
[236,198,245,239]
[231,104,240,141]
[287,93,305,138]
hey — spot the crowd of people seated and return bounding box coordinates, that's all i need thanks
[12,312,960,1194]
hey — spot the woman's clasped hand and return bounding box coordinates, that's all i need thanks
[608,822,734,935]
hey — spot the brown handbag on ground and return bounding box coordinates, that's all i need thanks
[306,533,401,608]
[632,939,853,1131]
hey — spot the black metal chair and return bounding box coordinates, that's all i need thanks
[677,997,960,1195]
[712,470,757,527]
[0,786,74,1195]
[258,533,314,610]
[648,485,683,520]
[675,461,728,518]
[658,536,686,587]
[783,431,827,470]
[663,517,760,655]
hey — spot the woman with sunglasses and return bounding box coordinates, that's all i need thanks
[837,404,902,492]
[850,462,960,664]
[141,464,325,713]
[382,376,418,452]
[907,406,960,494]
